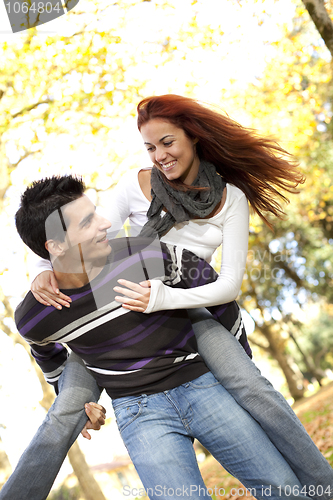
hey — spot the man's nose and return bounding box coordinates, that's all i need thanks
[98,215,111,230]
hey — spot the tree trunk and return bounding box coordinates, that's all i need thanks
[67,442,107,500]
[260,324,305,401]
[288,331,325,385]
[0,434,12,489]
[302,0,333,57]
[246,282,306,400]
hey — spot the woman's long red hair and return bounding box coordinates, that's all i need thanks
[137,94,305,227]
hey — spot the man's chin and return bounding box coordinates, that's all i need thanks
[92,246,111,263]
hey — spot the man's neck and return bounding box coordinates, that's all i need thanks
[53,258,107,290]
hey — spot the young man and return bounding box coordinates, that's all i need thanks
[2,176,320,499]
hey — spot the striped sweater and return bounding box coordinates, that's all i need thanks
[15,237,251,399]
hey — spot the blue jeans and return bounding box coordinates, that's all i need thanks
[189,309,333,500]
[2,314,333,500]
[0,352,101,500]
[113,372,311,500]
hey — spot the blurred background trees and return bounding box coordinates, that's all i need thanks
[0,0,333,497]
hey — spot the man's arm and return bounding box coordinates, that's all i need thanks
[15,291,71,392]
[30,342,69,393]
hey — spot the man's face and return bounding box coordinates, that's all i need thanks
[58,195,111,268]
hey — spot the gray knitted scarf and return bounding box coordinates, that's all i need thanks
[139,160,226,239]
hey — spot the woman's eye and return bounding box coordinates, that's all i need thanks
[146,147,154,152]
[164,141,173,147]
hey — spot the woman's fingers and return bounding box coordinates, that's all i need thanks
[113,286,140,300]
[139,280,151,288]
[31,290,71,309]
[114,280,145,302]
[121,303,147,312]
[117,279,144,291]
[31,271,72,308]
[30,291,55,307]
[31,290,62,309]
[115,298,148,312]
[114,279,151,298]
[113,280,151,312]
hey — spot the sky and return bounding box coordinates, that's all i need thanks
[0,0,309,495]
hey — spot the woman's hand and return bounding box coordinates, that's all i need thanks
[81,402,107,440]
[114,279,151,312]
[31,271,71,310]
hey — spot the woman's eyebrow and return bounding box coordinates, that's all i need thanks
[144,135,174,145]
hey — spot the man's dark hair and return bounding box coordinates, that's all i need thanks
[15,175,85,260]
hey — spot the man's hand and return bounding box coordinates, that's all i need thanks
[114,279,151,312]
[31,271,72,310]
[81,402,107,440]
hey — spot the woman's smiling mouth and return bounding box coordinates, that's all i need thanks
[159,160,177,172]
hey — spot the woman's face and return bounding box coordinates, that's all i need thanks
[140,119,200,185]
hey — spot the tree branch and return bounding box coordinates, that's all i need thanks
[302,0,333,57]
[11,99,52,119]
[248,337,270,351]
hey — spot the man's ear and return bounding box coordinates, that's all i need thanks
[45,239,66,258]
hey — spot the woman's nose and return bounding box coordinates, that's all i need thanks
[155,147,167,163]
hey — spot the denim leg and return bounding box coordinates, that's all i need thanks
[0,352,101,500]
[188,309,333,500]
[113,373,312,500]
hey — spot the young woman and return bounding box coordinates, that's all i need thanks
[29,95,333,498]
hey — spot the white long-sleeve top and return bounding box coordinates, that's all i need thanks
[30,167,249,314]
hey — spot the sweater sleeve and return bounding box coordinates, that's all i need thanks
[145,190,249,313]
[15,294,69,394]
[30,342,69,394]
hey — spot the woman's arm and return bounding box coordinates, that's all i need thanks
[114,190,249,312]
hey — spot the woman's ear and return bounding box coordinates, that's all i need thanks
[45,239,66,258]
